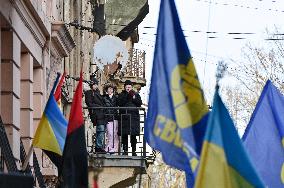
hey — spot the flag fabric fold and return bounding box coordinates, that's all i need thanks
[194,89,265,188]
[243,80,284,188]
[32,74,68,158]
[61,71,88,188]
[54,72,66,107]
[145,0,209,186]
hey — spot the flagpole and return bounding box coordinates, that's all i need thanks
[22,146,33,171]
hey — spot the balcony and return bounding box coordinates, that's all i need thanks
[84,106,155,187]
[37,106,155,187]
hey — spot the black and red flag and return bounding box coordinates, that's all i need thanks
[61,71,88,188]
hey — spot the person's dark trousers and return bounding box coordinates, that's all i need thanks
[122,135,128,155]
[122,135,137,156]
[95,124,105,153]
[131,135,137,156]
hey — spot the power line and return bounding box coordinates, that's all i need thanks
[70,0,284,31]
[203,0,213,87]
[139,32,284,41]
[195,0,284,13]
[136,42,239,61]
[138,0,284,31]
[141,30,284,36]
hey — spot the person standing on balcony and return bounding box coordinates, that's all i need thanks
[103,84,119,154]
[118,80,142,156]
[85,76,106,153]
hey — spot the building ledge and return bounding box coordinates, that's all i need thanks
[22,0,51,37]
[121,76,146,86]
[51,21,76,58]
[88,154,147,188]
[89,154,146,171]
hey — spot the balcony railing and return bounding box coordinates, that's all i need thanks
[124,48,146,80]
[84,106,156,164]
[0,149,4,172]
[39,106,156,175]
[0,116,45,187]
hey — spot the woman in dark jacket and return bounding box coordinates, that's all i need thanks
[117,80,142,156]
[85,77,106,153]
[103,84,119,153]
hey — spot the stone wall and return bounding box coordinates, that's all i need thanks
[0,0,75,180]
[63,0,100,100]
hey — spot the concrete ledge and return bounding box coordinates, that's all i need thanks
[51,22,76,58]
[89,154,146,170]
[88,154,147,188]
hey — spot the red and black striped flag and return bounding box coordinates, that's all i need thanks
[61,71,88,188]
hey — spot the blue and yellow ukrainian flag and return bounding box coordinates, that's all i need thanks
[145,0,209,186]
[32,74,68,156]
[194,89,265,188]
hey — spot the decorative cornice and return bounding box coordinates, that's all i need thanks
[51,21,76,58]
[22,0,51,37]
[0,0,49,63]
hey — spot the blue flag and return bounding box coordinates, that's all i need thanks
[145,0,209,186]
[243,80,284,188]
[195,89,265,188]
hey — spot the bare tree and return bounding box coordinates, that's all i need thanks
[224,28,284,133]
[144,153,186,188]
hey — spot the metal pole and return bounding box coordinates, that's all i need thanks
[22,146,33,171]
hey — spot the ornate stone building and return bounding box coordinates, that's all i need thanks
[0,0,151,187]
[60,1,150,187]
[0,0,75,185]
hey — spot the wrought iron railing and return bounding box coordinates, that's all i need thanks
[84,106,156,163]
[33,151,46,188]
[19,140,33,175]
[0,148,4,172]
[124,48,146,79]
[0,116,46,187]
[0,117,18,172]
[20,140,46,188]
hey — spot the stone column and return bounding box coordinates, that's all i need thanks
[20,53,34,164]
[33,59,45,170]
[1,30,21,161]
[33,67,44,136]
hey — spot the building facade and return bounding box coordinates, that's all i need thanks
[0,0,150,187]
[0,0,75,184]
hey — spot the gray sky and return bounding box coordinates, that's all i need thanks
[135,0,284,104]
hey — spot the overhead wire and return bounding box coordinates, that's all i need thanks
[136,42,235,61]
[139,32,284,41]
[203,0,213,87]
[192,0,284,13]
[138,0,284,30]
[68,0,284,38]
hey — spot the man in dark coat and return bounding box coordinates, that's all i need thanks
[118,80,142,156]
[85,76,106,153]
